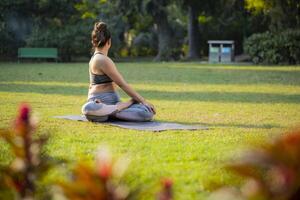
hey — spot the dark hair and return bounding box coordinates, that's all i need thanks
[91,21,111,49]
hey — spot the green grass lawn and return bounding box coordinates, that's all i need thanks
[0,62,300,199]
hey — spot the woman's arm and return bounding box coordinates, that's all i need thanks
[96,58,156,113]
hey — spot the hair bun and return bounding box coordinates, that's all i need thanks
[95,22,107,32]
[91,21,111,49]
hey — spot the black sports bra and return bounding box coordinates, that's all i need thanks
[89,52,113,85]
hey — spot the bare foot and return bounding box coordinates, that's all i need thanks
[116,99,134,111]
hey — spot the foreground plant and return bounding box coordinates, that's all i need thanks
[209,128,300,200]
[0,103,56,199]
[157,178,173,200]
[58,147,132,200]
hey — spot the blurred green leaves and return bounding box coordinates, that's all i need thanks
[244,29,300,64]
[245,0,267,12]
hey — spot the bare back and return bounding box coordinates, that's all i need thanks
[88,54,117,96]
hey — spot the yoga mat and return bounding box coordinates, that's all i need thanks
[53,115,208,132]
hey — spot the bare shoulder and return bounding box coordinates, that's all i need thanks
[90,54,114,71]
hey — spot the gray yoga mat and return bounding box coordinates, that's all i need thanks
[53,115,208,132]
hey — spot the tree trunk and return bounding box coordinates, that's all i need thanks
[187,4,200,59]
[153,7,173,61]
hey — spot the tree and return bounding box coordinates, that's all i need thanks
[184,4,199,59]
[245,0,300,30]
[117,0,177,61]
[144,0,175,61]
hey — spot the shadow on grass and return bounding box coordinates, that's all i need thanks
[121,65,300,86]
[0,84,87,96]
[140,90,300,104]
[1,63,300,86]
[1,83,299,104]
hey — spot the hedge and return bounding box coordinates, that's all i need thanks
[244,29,300,64]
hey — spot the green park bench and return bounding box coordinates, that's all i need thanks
[18,48,58,62]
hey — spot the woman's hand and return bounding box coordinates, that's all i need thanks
[116,99,134,111]
[142,100,156,114]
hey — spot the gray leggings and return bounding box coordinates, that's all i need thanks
[82,92,154,122]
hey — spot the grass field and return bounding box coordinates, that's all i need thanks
[0,62,300,199]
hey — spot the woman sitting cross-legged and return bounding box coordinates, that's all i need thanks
[81,21,156,122]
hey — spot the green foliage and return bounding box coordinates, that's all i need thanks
[0,21,24,58]
[26,21,92,61]
[0,0,32,58]
[245,0,266,11]
[131,32,157,57]
[245,0,300,30]
[244,29,300,64]
[74,0,128,58]
[0,0,87,60]
[195,0,249,55]
[1,0,299,60]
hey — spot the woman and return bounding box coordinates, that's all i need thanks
[82,21,156,122]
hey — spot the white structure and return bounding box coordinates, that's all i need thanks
[208,40,235,63]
